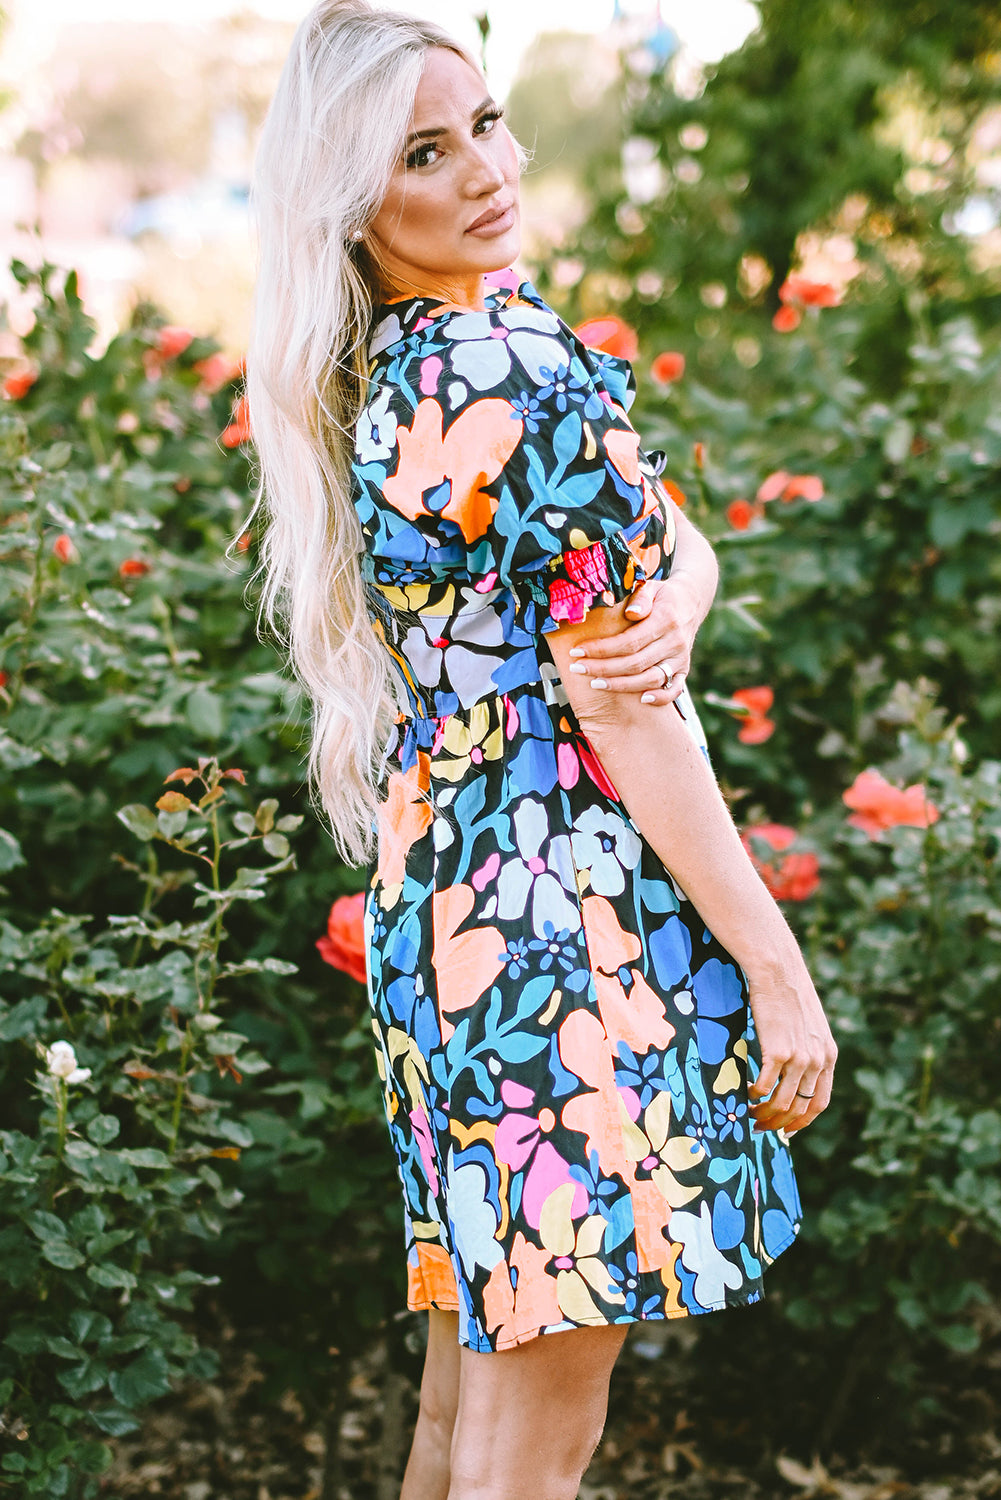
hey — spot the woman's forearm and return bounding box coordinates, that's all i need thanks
[547,604,802,983]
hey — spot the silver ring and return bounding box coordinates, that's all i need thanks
[795,1090,815,1099]
[658,663,674,690]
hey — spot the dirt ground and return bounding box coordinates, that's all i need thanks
[100,1308,1001,1500]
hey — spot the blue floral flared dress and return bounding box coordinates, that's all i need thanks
[352,269,801,1353]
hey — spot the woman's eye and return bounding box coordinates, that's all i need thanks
[474,109,503,136]
[406,142,444,170]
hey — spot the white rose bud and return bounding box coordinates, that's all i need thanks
[45,1041,90,1085]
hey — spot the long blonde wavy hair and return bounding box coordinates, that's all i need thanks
[242,1,478,866]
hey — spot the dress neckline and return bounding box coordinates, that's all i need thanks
[370,269,545,343]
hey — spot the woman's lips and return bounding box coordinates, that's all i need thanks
[466,202,516,236]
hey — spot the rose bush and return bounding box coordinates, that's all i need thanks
[3,233,1001,1486]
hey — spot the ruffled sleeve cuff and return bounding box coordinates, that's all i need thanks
[512,525,661,636]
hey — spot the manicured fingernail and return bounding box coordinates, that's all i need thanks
[640,692,657,704]
[569,662,586,674]
[590,678,607,689]
[569,647,585,657]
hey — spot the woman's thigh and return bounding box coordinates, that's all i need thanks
[448,1324,628,1500]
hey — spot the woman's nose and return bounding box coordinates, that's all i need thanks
[464,141,506,196]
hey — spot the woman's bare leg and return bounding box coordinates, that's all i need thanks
[400,1310,461,1500]
[447,1324,627,1500]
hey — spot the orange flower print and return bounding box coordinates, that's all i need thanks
[384,398,524,544]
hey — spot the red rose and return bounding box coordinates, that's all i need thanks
[119,558,151,578]
[741,824,820,901]
[53,533,77,563]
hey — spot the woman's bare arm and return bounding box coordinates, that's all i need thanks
[569,496,718,707]
[545,600,837,1136]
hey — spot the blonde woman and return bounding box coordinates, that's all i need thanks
[246,4,837,1497]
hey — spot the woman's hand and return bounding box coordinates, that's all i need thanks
[566,574,705,707]
[745,957,838,1136]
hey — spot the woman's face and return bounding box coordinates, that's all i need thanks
[367,47,521,306]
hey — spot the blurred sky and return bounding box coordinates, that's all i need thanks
[3,0,759,100]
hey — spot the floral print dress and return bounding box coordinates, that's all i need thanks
[352,270,801,1353]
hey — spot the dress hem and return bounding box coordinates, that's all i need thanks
[406,1223,801,1352]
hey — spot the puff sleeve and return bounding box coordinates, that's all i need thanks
[354,298,677,635]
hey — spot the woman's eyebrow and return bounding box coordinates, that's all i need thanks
[404,97,496,148]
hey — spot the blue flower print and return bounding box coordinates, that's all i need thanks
[536,363,606,418]
[615,1043,671,1110]
[607,1249,641,1312]
[500,936,531,979]
[568,1150,621,1219]
[527,921,591,991]
[510,390,544,433]
[684,1099,718,1149]
[712,1093,748,1144]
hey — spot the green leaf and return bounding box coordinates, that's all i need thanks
[0,996,47,1040]
[86,1114,121,1146]
[89,1405,142,1437]
[275,814,303,832]
[186,686,226,739]
[41,1240,86,1270]
[116,804,159,843]
[0,826,25,873]
[27,1210,69,1241]
[117,1147,170,1169]
[262,831,290,859]
[254,798,279,833]
[232,811,257,836]
[109,1348,171,1408]
[87,1263,138,1292]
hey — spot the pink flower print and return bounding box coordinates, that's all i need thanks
[410,1106,440,1196]
[494,1079,586,1229]
[419,355,443,395]
[563,542,610,595]
[548,576,589,624]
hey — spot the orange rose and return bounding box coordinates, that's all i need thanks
[843,769,939,837]
[157,326,194,359]
[317,892,367,984]
[772,305,801,333]
[3,368,37,400]
[53,533,77,563]
[221,395,252,449]
[572,315,639,362]
[732,686,775,744]
[119,558,151,578]
[650,351,685,383]
[741,824,820,901]
[726,498,762,531]
[779,275,840,308]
